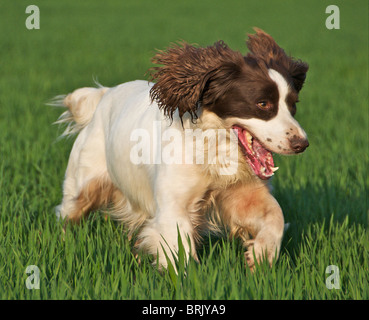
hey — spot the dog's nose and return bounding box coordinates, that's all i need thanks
[289,136,309,153]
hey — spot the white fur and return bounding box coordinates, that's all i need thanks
[57,81,215,267]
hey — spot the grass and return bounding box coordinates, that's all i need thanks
[0,0,368,300]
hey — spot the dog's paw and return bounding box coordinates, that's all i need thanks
[244,239,256,271]
[244,250,255,271]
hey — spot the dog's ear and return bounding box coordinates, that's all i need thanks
[246,28,285,63]
[288,60,309,92]
[149,41,244,121]
[246,28,309,92]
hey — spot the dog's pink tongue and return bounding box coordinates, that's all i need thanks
[236,128,275,179]
[253,139,274,168]
[233,126,276,180]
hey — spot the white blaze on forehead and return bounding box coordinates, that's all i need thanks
[268,68,289,110]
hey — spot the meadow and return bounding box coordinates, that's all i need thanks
[0,0,368,300]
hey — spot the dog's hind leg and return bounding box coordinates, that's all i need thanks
[219,182,285,270]
[56,121,115,224]
[64,174,119,223]
[55,86,114,223]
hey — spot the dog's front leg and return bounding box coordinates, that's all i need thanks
[219,183,285,270]
[137,208,197,271]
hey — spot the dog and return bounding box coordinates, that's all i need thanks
[54,28,309,271]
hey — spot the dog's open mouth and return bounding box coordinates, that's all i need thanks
[232,126,278,180]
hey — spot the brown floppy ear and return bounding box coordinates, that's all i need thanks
[149,41,244,121]
[246,28,309,92]
[288,61,309,92]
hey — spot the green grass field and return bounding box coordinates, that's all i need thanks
[0,0,368,300]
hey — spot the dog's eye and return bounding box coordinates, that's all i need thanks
[256,101,273,110]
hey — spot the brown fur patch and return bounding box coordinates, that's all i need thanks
[217,182,272,238]
[67,175,123,223]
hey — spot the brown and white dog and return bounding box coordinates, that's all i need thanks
[54,29,309,270]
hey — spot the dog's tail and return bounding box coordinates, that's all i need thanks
[50,84,109,137]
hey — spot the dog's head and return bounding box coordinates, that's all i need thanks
[150,29,309,179]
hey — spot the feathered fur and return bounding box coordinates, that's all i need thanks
[149,41,245,121]
[51,86,108,137]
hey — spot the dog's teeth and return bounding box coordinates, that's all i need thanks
[271,166,279,172]
[246,132,252,145]
[260,167,266,173]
